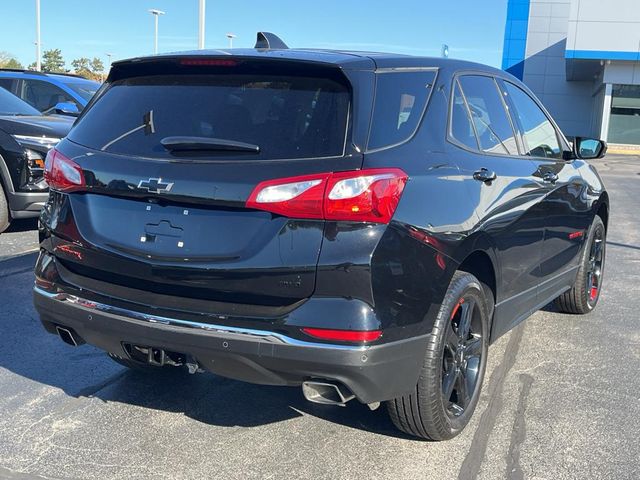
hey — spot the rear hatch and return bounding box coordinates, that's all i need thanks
[52,56,371,306]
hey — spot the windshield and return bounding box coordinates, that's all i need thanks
[0,87,41,116]
[68,73,351,160]
[63,79,100,102]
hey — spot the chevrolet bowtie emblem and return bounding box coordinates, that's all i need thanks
[137,178,174,194]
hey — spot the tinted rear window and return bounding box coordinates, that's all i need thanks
[367,70,436,150]
[68,74,350,160]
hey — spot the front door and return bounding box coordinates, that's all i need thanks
[501,80,592,304]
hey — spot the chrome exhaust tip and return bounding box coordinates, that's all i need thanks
[302,380,355,406]
[55,326,83,347]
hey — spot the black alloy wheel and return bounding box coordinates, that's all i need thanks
[442,295,483,417]
[387,271,490,440]
[556,215,606,314]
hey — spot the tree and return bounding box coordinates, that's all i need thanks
[71,57,105,81]
[90,57,104,74]
[0,51,24,69]
[42,49,65,73]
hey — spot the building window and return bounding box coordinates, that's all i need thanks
[609,85,640,145]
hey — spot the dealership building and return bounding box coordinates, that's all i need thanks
[502,0,640,148]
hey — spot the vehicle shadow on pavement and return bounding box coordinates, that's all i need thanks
[88,366,414,439]
[4,218,38,233]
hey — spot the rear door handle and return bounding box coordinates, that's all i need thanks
[473,168,497,183]
[542,172,559,183]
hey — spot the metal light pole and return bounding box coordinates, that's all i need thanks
[35,0,41,71]
[226,33,236,49]
[104,53,113,81]
[198,0,206,49]
[149,9,165,54]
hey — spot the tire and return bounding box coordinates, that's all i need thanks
[386,271,490,440]
[0,181,10,234]
[555,215,606,314]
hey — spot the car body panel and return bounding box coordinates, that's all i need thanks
[33,49,608,403]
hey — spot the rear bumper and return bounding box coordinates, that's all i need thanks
[9,191,47,218]
[33,286,428,404]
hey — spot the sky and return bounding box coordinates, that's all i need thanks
[1,0,508,70]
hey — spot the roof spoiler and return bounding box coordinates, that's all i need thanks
[254,32,289,50]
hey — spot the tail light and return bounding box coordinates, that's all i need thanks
[301,327,382,342]
[44,148,85,192]
[246,168,407,223]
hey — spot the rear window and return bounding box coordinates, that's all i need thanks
[367,70,436,150]
[68,74,350,160]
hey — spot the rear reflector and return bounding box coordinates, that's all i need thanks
[246,168,407,223]
[301,328,382,342]
[44,148,85,192]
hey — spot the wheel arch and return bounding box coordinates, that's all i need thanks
[451,233,500,334]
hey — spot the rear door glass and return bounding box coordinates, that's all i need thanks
[451,80,479,150]
[458,75,518,155]
[367,70,436,150]
[68,74,351,160]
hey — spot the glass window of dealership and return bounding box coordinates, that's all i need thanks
[503,0,640,147]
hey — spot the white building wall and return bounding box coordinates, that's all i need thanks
[522,0,596,137]
[568,0,640,54]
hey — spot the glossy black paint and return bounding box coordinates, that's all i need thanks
[34,50,608,403]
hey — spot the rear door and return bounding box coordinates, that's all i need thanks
[450,73,547,339]
[500,80,591,302]
[53,57,373,306]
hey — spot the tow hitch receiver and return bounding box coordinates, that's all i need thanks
[123,343,185,367]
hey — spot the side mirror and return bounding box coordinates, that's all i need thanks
[54,102,80,116]
[572,137,607,160]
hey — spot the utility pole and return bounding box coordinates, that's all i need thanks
[149,9,165,54]
[198,0,206,49]
[35,0,41,71]
[226,33,236,49]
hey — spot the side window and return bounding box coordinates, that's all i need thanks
[0,79,16,94]
[504,82,562,159]
[450,81,478,150]
[368,71,436,150]
[20,79,78,112]
[458,75,518,155]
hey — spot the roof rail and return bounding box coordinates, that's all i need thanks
[254,32,289,50]
[0,68,86,79]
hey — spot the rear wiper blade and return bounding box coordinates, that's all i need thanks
[161,136,260,153]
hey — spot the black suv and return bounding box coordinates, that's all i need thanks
[0,87,73,232]
[34,33,608,440]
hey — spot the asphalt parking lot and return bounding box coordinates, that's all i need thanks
[0,155,639,480]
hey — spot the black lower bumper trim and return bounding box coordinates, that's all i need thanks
[33,287,429,404]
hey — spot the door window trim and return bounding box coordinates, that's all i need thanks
[498,78,572,162]
[446,71,527,160]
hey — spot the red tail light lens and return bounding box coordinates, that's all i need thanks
[44,148,85,192]
[301,327,382,342]
[246,168,407,223]
[246,173,330,219]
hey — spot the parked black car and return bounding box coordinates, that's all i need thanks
[0,87,74,232]
[33,33,608,440]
